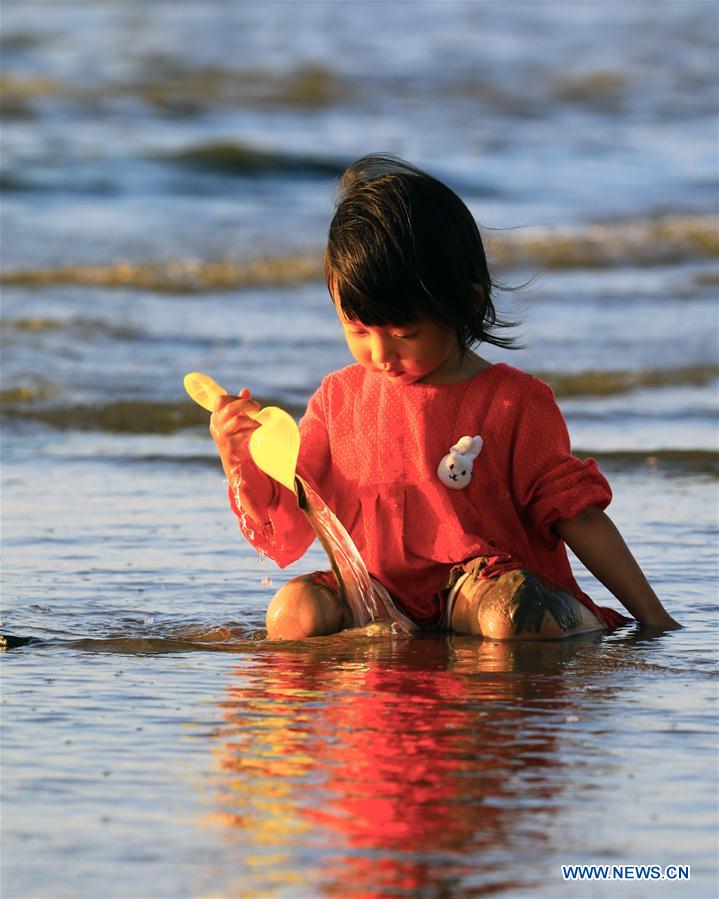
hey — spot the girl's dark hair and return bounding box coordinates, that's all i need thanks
[326,154,518,353]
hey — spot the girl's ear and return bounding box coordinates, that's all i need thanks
[471,283,484,299]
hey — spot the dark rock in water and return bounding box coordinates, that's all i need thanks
[0,633,43,649]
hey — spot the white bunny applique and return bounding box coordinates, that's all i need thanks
[437,435,483,490]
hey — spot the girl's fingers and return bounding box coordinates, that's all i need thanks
[214,388,252,412]
[221,417,260,437]
[209,388,261,445]
[210,416,259,441]
[212,396,260,425]
[212,394,235,413]
[210,413,261,444]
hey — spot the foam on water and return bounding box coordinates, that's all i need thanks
[2,215,716,291]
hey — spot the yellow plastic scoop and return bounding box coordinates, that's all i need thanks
[183,372,228,413]
[183,372,300,493]
[248,406,300,494]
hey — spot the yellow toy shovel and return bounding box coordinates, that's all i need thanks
[183,372,300,493]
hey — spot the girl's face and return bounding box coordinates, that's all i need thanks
[334,303,464,386]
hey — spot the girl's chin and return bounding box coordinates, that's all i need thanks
[382,370,426,384]
[360,364,428,384]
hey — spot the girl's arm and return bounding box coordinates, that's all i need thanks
[554,505,681,628]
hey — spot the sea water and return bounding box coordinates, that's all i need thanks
[2,2,718,897]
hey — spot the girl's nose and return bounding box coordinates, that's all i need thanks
[370,334,398,366]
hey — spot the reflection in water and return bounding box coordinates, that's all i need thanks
[204,634,615,896]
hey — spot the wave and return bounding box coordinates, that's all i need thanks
[580,449,719,477]
[0,64,353,120]
[693,269,719,287]
[538,363,719,397]
[2,316,64,332]
[493,214,719,270]
[0,396,307,433]
[3,56,715,122]
[138,63,353,112]
[158,141,347,176]
[0,253,324,292]
[1,316,142,339]
[0,382,59,404]
[0,72,58,119]
[2,215,715,291]
[10,446,718,479]
[1,364,715,434]
[0,634,259,653]
[141,447,719,478]
[0,399,209,433]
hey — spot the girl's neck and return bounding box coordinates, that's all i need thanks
[420,350,492,385]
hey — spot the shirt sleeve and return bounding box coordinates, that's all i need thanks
[510,377,612,548]
[227,381,332,568]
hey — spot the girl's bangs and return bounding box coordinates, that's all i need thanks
[331,269,429,327]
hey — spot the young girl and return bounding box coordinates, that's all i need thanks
[210,155,679,641]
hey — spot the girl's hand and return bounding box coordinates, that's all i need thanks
[209,388,261,482]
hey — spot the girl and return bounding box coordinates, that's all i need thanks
[210,155,679,641]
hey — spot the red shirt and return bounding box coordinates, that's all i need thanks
[231,363,630,629]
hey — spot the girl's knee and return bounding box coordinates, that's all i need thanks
[265,573,346,641]
[454,569,602,640]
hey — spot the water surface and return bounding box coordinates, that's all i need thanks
[2,2,717,897]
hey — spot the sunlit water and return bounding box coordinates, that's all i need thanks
[2,2,718,897]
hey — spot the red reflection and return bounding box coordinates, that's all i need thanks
[209,637,582,895]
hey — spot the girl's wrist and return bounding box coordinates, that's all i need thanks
[230,466,275,518]
[638,609,682,629]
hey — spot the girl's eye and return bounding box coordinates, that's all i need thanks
[394,333,418,341]
[348,329,367,337]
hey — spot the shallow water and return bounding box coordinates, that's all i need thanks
[3,435,718,897]
[2,2,718,897]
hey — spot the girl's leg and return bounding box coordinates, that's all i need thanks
[265,571,348,641]
[450,563,603,639]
